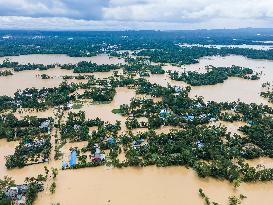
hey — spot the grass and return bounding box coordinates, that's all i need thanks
[112,108,123,114]
[72,103,83,109]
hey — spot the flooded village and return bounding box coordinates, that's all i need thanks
[1,30,273,205]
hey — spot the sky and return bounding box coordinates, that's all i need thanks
[0,0,273,30]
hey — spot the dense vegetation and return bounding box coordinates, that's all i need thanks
[61,61,120,73]
[49,80,273,183]
[0,70,13,76]
[6,137,51,168]
[1,29,273,63]
[169,66,259,86]
[0,59,55,71]
[40,74,51,79]
[1,29,273,203]
[198,188,247,205]
[1,72,272,182]
[0,114,52,141]
[261,83,273,103]
[0,174,47,205]
[0,114,53,168]
[123,57,165,75]
[0,177,14,205]
[79,87,116,102]
[136,46,273,65]
[57,104,273,183]
[14,82,76,109]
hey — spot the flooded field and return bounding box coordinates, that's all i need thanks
[34,166,273,205]
[1,53,273,205]
[180,43,273,50]
[0,54,124,96]
[79,87,135,126]
[0,54,125,65]
[158,55,273,104]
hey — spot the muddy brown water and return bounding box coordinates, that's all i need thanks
[180,43,273,50]
[0,54,124,96]
[1,54,273,205]
[34,166,273,205]
[0,54,125,65]
[152,55,273,105]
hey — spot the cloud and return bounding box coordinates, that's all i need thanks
[0,0,273,29]
[0,16,272,31]
[103,0,273,22]
[0,0,108,19]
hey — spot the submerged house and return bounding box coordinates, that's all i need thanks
[39,120,50,129]
[40,120,51,133]
[5,184,28,204]
[183,115,195,122]
[92,144,105,162]
[132,139,145,149]
[209,117,217,122]
[62,161,68,170]
[5,185,28,199]
[92,153,105,162]
[70,150,77,167]
[73,124,81,131]
[196,140,205,148]
[247,120,255,126]
[107,137,116,146]
[174,86,183,93]
[66,102,74,110]
[160,109,170,119]
[23,139,46,149]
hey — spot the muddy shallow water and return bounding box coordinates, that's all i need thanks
[0,54,125,65]
[154,55,273,105]
[1,54,273,205]
[0,54,125,96]
[180,43,273,50]
[34,166,273,205]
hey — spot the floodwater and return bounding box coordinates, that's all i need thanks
[0,54,125,65]
[1,54,273,205]
[247,157,273,169]
[77,87,135,129]
[155,55,273,105]
[187,55,273,104]
[180,43,273,50]
[34,166,273,205]
[0,54,124,96]
[210,121,247,136]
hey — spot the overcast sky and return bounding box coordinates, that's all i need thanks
[0,0,273,30]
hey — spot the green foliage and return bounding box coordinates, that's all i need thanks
[61,61,120,73]
[79,87,116,102]
[72,103,83,109]
[0,70,13,77]
[50,182,56,194]
[40,74,51,79]
[261,84,273,103]
[5,138,52,169]
[14,82,76,109]
[0,59,55,72]
[169,66,259,86]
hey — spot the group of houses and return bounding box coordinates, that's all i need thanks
[62,143,107,169]
[4,184,28,204]
[22,139,46,149]
[39,120,51,134]
[160,108,217,123]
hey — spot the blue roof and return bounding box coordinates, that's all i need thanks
[62,161,68,169]
[184,115,194,121]
[70,150,77,167]
[108,137,116,145]
[247,121,254,125]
